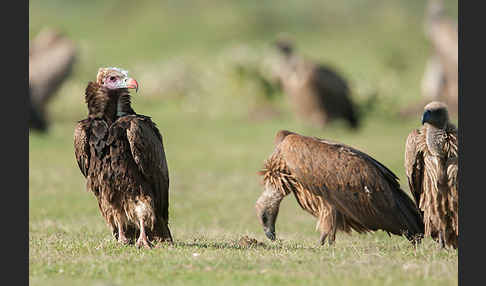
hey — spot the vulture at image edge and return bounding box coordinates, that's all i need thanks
[405,101,458,249]
[400,0,457,118]
[256,130,424,246]
[74,67,172,248]
[421,0,458,112]
[271,39,359,129]
[29,27,77,132]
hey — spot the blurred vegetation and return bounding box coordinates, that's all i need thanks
[29,1,458,285]
[29,0,458,120]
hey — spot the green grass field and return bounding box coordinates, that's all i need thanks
[29,0,458,285]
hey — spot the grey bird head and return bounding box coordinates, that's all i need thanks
[421,101,450,129]
[274,38,295,57]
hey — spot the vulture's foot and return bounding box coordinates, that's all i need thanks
[437,233,446,249]
[117,230,130,245]
[118,236,130,245]
[136,219,153,249]
[136,237,152,249]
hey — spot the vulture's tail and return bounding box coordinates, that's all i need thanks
[393,188,425,243]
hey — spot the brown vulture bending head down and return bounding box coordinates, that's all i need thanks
[256,130,424,245]
[74,67,172,248]
[405,101,458,249]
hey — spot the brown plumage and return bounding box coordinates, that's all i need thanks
[256,130,424,245]
[405,101,458,249]
[29,28,77,131]
[273,40,359,129]
[74,67,172,248]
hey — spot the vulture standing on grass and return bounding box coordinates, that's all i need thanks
[272,40,359,129]
[405,101,458,249]
[74,67,172,248]
[256,130,424,245]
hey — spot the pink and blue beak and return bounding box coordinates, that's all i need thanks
[125,78,139,93]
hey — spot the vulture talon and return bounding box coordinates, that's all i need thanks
[118,235,130,245]
[136,239,152,249]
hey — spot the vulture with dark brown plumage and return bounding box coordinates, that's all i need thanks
[256,130,424,245]
[405,101,458,249]
[74,67,172,248]
[272,40,359,129]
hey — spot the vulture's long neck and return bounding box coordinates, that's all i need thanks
[86,84,122,125]
[278,53,301,86]
[116,89,136,117]
[425,123,448,158]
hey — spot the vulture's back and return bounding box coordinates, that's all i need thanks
[275,131,423,239]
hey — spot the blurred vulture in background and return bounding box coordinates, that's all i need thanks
[402,0,457,117]
[405,101,458,249]
[29,28,77,132]
[272,39,359,129]
[422,0,457,110]
[256,130,424,246]
[28,86,47,132]
[74,67,172,248]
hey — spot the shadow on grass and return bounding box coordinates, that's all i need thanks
[170,238,323,251]
[94,236,332,253]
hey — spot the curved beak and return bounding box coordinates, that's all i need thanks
[125,77,139,93]
[263,213,277,241]
[421,110,431,125]
[256,204,277,241]
[255,183,285,241]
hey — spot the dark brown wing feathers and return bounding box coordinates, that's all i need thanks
[404,129,425,211]
[74,119,91,178]
[311,66,359,128]
[126,116,170,221]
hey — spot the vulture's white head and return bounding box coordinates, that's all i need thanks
[96,67,138,92]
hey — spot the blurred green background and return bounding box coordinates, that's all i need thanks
[29,1,458,285]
